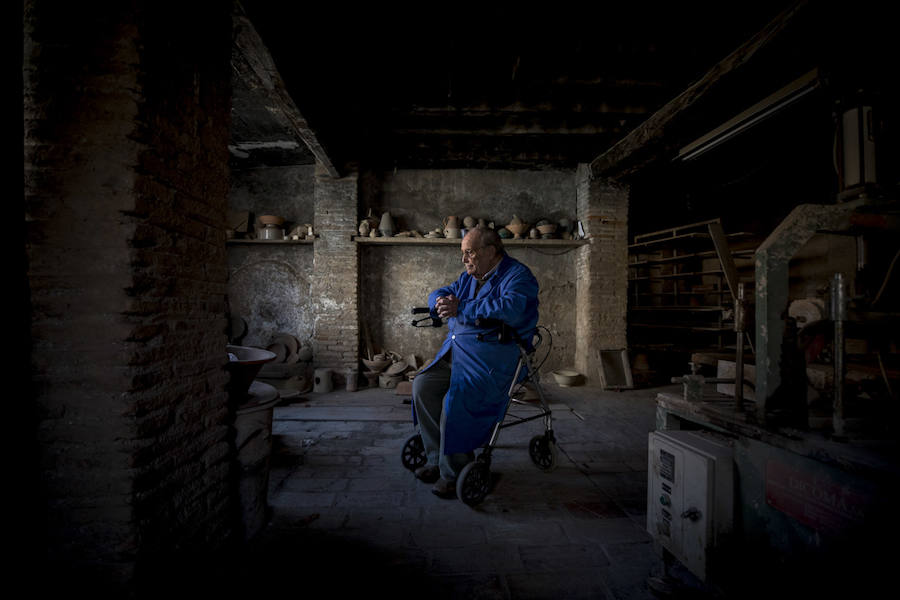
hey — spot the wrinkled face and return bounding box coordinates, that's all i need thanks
[461,232,498,278]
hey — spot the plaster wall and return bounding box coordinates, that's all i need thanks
[229,164,315,235]
[227,164,316,347]
[360,245,577,374]
[227,246,314,347]
[361,168,577,234]
[359,169,579,374]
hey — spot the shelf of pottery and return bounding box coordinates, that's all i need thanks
[353,213,588,246]
[226,212,317,244]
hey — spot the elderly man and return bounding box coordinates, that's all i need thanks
[412,226,539,498]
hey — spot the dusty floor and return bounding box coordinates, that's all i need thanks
[224,381,684,599]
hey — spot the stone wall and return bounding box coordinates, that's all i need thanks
[25,1,234,591]
[227,164,316,348]
[359,169,579,374]
[361,168,576,234]
[360,245,577,374]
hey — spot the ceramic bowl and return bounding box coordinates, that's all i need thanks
[552,369,582,387]
[226,345,277,400]
[362,357,392,372]
[537,224,557,235]
[385,360,409,376]
[258,214,284,226]
[505,222,529,237]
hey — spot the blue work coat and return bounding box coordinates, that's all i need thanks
[417,254,539,454]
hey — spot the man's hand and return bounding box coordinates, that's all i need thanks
[435,294,459,319]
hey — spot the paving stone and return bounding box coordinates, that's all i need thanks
[255,385,663,598]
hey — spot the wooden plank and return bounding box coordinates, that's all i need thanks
[590,0,810,179]
[632,218,721,243]
[226,239,314,245]
[232,6,341,177]
[353,236,588,247]
[708,221,740,301]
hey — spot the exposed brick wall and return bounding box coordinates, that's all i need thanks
[25,1,234,591]
[312,168,360,380]
[575,164,630,382]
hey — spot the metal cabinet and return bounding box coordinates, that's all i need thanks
[647,430,735,582]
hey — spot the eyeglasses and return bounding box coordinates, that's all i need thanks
[462,247,483,258]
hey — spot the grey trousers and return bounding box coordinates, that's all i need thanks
[412,358,474,481]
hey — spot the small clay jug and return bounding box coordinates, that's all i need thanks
[443,215,460,230]
[358,220,371,237]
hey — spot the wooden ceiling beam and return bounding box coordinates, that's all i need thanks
[589,0,811,181]
[232,6,340,178]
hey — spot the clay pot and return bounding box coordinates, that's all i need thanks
[379,212,395,237]
[463,216,476,228]
[358,220,371,237]
[506,221,529,239]
[443,215,460,230]
[444,227,461,239]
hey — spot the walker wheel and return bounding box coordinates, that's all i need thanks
[401,433,426,471]
[457,461,491,506]
[529,433,558,471]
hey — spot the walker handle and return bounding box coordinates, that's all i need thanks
[411,307,443,328]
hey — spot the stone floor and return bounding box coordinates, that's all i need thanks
[228,381,683,599]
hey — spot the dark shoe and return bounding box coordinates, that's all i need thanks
[431,477,457,499]
[414,465,440,483]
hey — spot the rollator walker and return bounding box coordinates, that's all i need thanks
[401,308,558,506]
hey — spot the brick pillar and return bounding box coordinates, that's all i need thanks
[25,1,234,591]
[575,164,630,382]
[312,167,360,382]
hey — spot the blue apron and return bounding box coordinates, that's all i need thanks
[414,254,539,454]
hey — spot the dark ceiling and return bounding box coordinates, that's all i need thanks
[229,0,897,241]
[230,1,814,174]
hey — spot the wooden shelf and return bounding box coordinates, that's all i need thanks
[628,218,756,356]
[629,248,755,267]
[629,269,724,282]
[226,238,314,245]
[629,323,733,332]
[353,236,588,247]
[630,306,726,312]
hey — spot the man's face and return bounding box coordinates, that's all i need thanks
[461,233,497,278]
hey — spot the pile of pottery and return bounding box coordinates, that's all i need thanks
[356,209,582,241]
[258,332,313,396]
[361,352,418,389]
[361,353,392,387]
[252,216,316,241]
